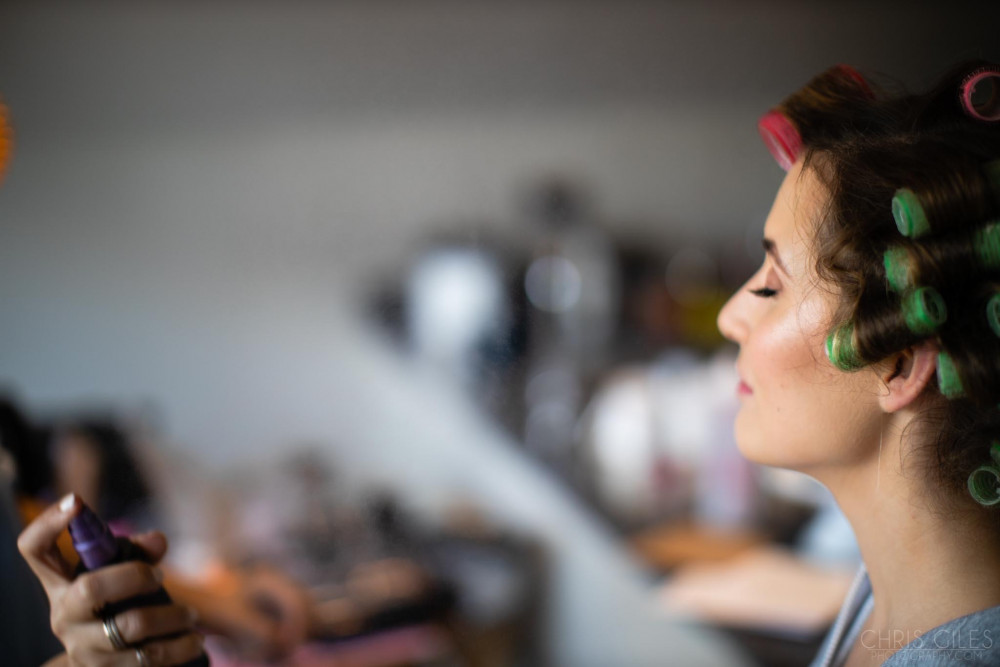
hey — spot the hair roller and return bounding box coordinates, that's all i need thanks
[901,286,947,335]
[832,64,875,100]
[961,66,1000,122]
[967,442,1000,506]
[835,278,948,371]
[758,110,802,171]
[883,245,917,292]
[825,321,865,371]
[891,188,931,238]
[975,222,1000,267]
[937,351,965,398]
[883,222,1000,295]
[933,300,1000,409]
[987,291,1000,337]
[758,64,875,170]
[888,156,1000,240]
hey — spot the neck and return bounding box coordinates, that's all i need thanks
[813,426,1000,637]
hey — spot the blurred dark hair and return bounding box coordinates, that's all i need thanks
[0,394,52,497]
[773,60,1000,505]
[59,418,152,521]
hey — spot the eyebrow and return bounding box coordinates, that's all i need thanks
[762,238,791,276]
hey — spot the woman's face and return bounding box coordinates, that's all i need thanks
[717,161,883,471]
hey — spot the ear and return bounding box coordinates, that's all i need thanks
[877,341,939,413]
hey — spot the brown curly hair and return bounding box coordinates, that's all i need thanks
[767,61,1000,506]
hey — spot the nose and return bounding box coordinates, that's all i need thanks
[717,286,748,344]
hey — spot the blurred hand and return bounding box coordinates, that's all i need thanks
[170,561,312,661]
[18,494,204,666]
[242,565,312,651]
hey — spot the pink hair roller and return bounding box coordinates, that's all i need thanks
[757,65,872,171]
[961,66,1000,122]
[758,109,802,171]
[834,64,875,100]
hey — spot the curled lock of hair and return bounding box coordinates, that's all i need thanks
[935,285,1000,406]
[882,224,1000,296]
[889,152,1000,239]
[849,280,938,366]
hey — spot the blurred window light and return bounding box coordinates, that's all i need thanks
[407,248,505,375]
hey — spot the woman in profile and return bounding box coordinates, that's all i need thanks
[27,417,313,664]
[718,62,1000,665]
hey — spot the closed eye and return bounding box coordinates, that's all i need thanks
[749,287,777,298]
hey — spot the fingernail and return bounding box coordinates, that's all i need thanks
[59,493,76,512]
[153,567,164,584]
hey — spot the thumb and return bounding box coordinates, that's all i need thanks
[17,493,81,591]
[129,530,168,565]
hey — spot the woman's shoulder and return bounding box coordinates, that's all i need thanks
[884,605,1000,666]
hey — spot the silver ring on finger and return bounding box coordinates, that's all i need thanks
[102,614,128,651]
[135,646,151,667]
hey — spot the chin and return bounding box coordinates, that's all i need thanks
[735,435,780,467]
[733,412,768,463]
[733,417,810,470]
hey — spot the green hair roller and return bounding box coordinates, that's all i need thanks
[967,443,1000,506]
[975,222,1000,268]
[901,286,947,334]
[891,188,931,238]
[825,321,864,371]
[936,350,964,398]
[883,245,913,293]
[987,292,1000,337]
[885,222,1000,293]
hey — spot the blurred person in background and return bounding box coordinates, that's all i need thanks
[717,61,1000,665]
[40,416,314,662]
[3,392,204,666]
[48,420,157,534]
[9,406,311,665]
[20,404,460,666]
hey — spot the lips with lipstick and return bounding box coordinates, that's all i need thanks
[736,366,753,395]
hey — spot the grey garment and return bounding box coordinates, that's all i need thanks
[811,564,1000,666]
[810,565,873,667]
[0,481,63,666]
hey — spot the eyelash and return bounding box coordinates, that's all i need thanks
[749,287,778,298]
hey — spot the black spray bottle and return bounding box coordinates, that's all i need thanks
[69,502,210,666]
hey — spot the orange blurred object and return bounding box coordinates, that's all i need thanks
[0,99,11,183]
[631,520,763,571]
